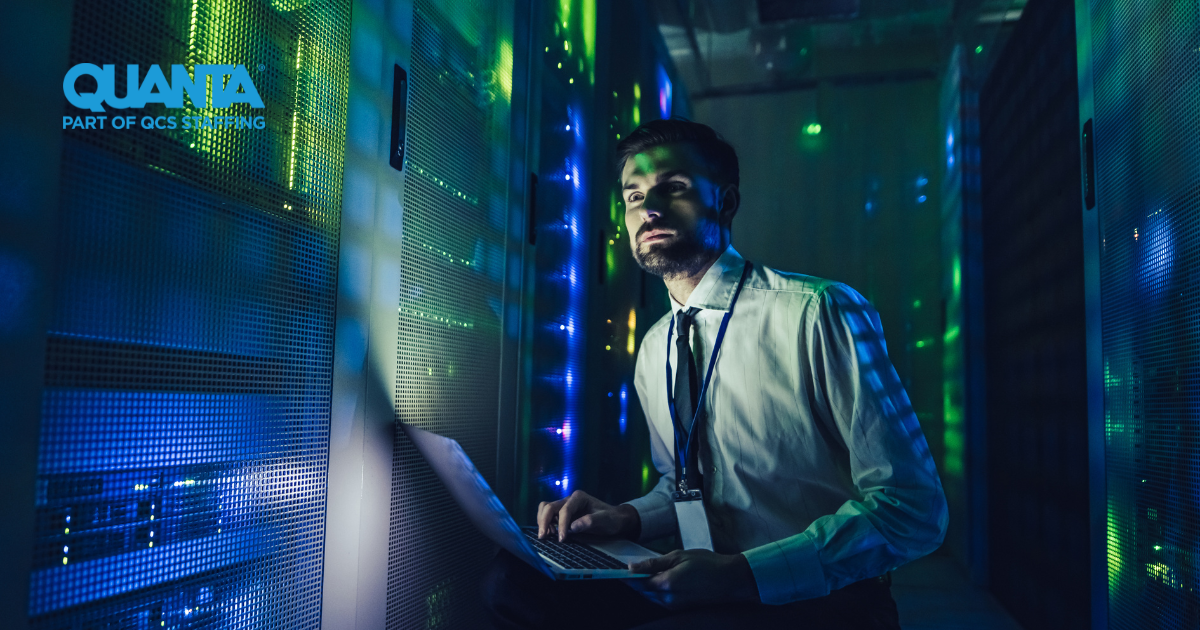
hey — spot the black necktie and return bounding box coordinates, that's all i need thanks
[674,307,704,490]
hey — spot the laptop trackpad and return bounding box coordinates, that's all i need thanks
[584,538,661,564]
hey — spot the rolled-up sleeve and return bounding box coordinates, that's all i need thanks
[743,283,949,604]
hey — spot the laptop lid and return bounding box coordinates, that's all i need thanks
[398,421,554,579]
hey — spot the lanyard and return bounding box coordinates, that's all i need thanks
[665,260,753,492]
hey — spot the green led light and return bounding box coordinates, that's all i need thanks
[583,0,596,84]
[975,45,983,54]
[913,300,921,309]
[399,306,475,329]
[804,123,822,135]
[498,39,514,102]
[632,83,641,126]
[271,0,311,10]
[289,35,304,190]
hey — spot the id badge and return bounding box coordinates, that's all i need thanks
[671,489,714,551]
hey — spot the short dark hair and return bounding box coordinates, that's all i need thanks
[615,117,740,188]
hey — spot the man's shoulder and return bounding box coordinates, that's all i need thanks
[747,262,841,298]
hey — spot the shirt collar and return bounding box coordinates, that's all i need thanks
[668,244,747,315]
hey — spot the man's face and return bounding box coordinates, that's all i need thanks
[620,143,732,278]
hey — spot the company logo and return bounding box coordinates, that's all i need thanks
[64,64,264,112]
[63,64,268,131]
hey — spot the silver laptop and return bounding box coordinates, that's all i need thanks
[399,421,660,580]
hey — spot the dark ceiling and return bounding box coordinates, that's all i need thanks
[647,0,1029,99]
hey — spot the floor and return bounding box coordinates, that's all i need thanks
[891,554,1025,630]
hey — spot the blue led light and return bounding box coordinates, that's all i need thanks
[619,384,628,435]
[657,65,673,119]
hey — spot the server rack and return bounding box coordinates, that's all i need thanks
[30,0,352,627]
[1075,1,1200,629]
[938,43,986,585]
[517,0,682,523]
[329,0,530,628]
[978,0,1091,627]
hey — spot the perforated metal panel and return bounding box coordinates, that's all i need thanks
[386,0,515,627]
[33,0,350,626]
[1088,2,1200,627]
[979,1,1090,628]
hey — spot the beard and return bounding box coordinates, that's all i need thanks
[632,220,722,278]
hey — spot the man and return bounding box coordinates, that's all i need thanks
[483,118,947,629]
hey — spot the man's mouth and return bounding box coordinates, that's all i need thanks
[640,229,673,244]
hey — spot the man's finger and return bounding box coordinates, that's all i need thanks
[537,499,565,538]
[646,570,674,591]
[556,492,589,541]
[629,552,682,575]
[569,513,593,533]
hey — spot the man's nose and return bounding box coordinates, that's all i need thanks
[641,189,667,219]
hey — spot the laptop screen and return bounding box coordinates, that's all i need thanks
[399,422,552,578]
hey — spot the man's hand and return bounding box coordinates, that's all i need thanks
[536,490,640,541]
[626,549,760,610]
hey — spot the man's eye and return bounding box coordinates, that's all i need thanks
[668,182,687,191]
[628,193,643,202]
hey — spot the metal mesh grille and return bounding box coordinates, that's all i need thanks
[978,1,1090,628]
[1090,1,1200,627]
[33,0,350,626]
[386,0,513,627]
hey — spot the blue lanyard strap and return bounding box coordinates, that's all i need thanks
[665,260,753,491]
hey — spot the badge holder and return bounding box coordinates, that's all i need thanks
[671,487,714,551]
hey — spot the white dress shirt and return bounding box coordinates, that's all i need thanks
[624,245,948,604]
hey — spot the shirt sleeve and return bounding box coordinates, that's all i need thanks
[622,331,679,542]
[742,282,949,604]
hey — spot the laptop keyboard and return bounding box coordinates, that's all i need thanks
[522,529,629,570]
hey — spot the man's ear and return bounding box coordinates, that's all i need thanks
[717,184,740,225]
